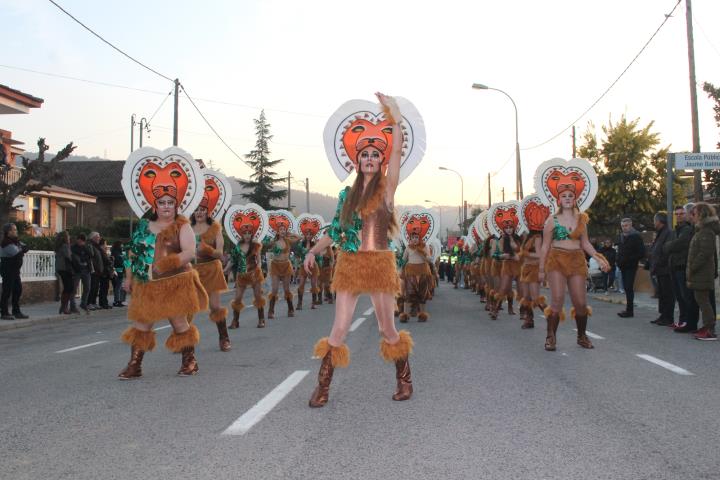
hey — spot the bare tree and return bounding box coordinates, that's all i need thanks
[0,138,75,225]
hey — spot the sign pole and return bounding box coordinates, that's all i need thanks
[666,153,674,223]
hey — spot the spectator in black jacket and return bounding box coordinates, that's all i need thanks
[0,223,29,320]
[97,237,114,309]
[87,231,104,310]
[110,240,126,307]
[663,204,699,332]
[649,212,675,325]
[616,218,646,317]
[598,240,617,291]
[70,234,93,313]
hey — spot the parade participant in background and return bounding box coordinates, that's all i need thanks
[518,195,551,329]
[537,158,609,351]
[118,147,208,379]
[393,239,406,316]
[304,93,426,407]
[265,211,300,319]
[191,168,233,352]
[488,202,522,320]
[295,214,324,310]
[399,210,437,323]
[317,241,335,306]
[224,204,269,329]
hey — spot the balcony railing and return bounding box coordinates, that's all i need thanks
[1,165,23,185]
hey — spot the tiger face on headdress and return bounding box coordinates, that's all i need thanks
[138,161,189,209]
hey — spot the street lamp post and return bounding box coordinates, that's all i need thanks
[438,166,465,234]
[472,83,523,200]
[424,199,444,242]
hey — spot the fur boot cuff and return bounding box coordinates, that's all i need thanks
[380,330,414,362]
[570,306,592,319]
[313,337,350,368]
[231,300,245,313]
[253,297,266,309]
[543,306,566,322]
[165,324,200,352]
[209,307,228,323]
[121,327,157,351]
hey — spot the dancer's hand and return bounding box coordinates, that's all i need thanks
[375,92,401,125]
[122,278,132,293]
[304,254,316,275]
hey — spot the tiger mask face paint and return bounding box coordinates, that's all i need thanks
[138,161,189,210]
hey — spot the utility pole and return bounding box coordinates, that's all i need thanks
[572,125,577,158]
[685,0,702,201]
[173,78,180,147]
[139,118,148,148]
[487,172,492,208]
[287,171,291,210]
[305,177,310,213]
[130,114,136,153]
[501,187,505,202]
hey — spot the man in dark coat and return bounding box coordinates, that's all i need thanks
[616,218,646,318]
[87,231,104,310]
[663,204,699,332]
[649,212,675,325]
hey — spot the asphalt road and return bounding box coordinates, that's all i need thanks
[1,283,719,480]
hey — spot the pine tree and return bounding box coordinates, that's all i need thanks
[702,82,720,199]
[239,110,287,209]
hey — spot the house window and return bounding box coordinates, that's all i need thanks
[41,198,50,227]
[30,197,41,225]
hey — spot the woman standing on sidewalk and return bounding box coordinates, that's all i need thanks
[686,202,720,341]
[0,223,28,320]
[304,93,425,407]
[54,231,74,315]
[537,158,609,351]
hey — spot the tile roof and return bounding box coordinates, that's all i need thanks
[53,161,124,196]
[0,84,44,106]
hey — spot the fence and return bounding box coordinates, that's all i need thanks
[19,250,56,281]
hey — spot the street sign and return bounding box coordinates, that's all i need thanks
[674,152,720,170]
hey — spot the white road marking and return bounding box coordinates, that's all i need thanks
[636,354,694,376]
[223,370,310,436]
[55,341,108,353]
[349,317,366,332]
[153,325,172,331]
[573,329,605,340]
[363,307,374,316]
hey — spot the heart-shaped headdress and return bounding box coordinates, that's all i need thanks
[534,158,598,213]
[297,213,326,243]
[223,203,269,245]
[323,97,426,183]
[267,210,298,238]
[519,194,552,233]
[199,169,233,220]
[487,201,522,238]
[401,209,437,246]
[122,146,204,218]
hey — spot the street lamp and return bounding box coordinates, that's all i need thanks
[424,199,444,241]
[438,166,465,234]
[472,83,523,200]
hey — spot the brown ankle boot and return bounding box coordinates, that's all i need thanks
[286,294,295,317]
[309,339,349,408]
[268,294,276,319]
[296,291,303,310]
[392,357,413,401]
[229,309,240,329]
[545,311,560,351]
[507,296,515,315]
[575,311,594,349]
[178,346,199,376]
[118,346,145,379]
[325,288,334,304]
[216,320,231,352]
[257,307,265,328]
[522,305,534,329]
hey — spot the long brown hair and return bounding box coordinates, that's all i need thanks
[340,171,398,234]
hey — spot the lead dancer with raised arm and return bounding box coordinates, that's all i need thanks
[305,92,426,407]
[537,158,609,351]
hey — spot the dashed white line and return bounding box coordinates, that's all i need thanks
[222,370,310,436]
[573,329,605,340]
[636,354,694,376]
[55,340,109,353]
[349,317,366,332]
[363,307,374,316]
[153,325,172,331]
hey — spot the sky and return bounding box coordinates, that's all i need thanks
[2,0,720,222]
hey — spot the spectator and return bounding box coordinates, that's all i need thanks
[663,204,699,333]
[97,238,114,309]
[616,218,646,318]
[649,212,675,326]
[598,239,617,291]
[70,233,93,313]
[54,231,74,315]
[110,240,126,307]
[87,231,104,310]
[686,202,720,341]
[0,223,29,320]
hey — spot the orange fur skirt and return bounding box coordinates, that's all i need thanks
[520,262,540,283]
[319,265,333,283]
[332,250,400,295]
[403,262,432,304]
[491,259,502,278]
[194,259,228,294]
[128,270,208,324]
[236,266,264,288]
[501,259,522,278]
[270,259,294,277]
[545,248,588,278]
[480,259,490,276]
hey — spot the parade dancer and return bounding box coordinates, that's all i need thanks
[398,211,437,322]
[224,204,269,329]
[305,92,426,407]
[488,202,522,320]
[295,214,324,310]
[537,158,609,351]
[393,240,406,316]
[266,212,300,319]
[191,169,232,352]
[518,195,551,329]
[316,243,334,306]
[118,147,208,379]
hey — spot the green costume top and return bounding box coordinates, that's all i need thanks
[327,187,364,253]
[123,218,156,283]
[229,244,248,274]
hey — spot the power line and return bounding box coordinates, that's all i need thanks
[694,17,720,59]
[147,90,173,125]
[47,0,174,82]
[521,0,682,151]
[180,83,252,169]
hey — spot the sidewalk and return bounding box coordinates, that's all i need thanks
[588,289,657,311]
[0,300,123,332]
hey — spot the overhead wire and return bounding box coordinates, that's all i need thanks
[521,0,682,151]
[147,90,173,125]
[46,0,174,82]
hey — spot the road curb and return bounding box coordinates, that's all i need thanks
[0,311,110,332]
